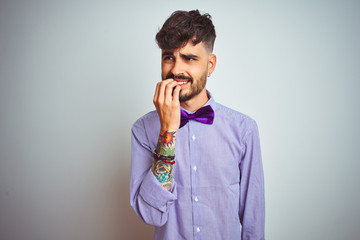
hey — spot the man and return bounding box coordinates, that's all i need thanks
[130,10,265,240]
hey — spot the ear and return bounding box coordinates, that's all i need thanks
[207,54,217,76]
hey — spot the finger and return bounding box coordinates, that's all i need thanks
[158,79,176,102]
[158,79,171,102]
[164,81,179,102]
[161,78,174,84]
[153,82,161,103]
[172,85,181,102]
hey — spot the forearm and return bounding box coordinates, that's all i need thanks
[152,131,176,191]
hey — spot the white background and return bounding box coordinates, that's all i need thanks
[0,0,359,239]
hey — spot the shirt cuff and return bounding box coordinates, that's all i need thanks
[139,169,177,212]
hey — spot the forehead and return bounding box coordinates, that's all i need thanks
[161,41,207,56]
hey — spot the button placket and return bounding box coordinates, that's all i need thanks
[189,123,201,239]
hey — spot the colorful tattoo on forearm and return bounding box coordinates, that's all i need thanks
[152,131,176,191]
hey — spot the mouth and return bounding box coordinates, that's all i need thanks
[174,78,191,86]
[165,73,192,86]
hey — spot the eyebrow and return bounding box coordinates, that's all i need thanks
[180,53,198,59]
[162,51,174,57]
[162,51,199,60]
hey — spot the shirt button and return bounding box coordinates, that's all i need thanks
[196,227,200,232]
[192,135,196,141]
[194,196,199,202]
[193,165,197,171]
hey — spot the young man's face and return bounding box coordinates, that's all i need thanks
[161,41,215,102]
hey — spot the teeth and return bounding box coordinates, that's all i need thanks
[178,81,188,84]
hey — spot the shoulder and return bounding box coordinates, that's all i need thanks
[212,102,259,140]
[132,110,160,134]
[213,102,257,126]
[133,110,158,125]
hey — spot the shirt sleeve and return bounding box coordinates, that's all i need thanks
[130,118,177,227]
[239,120,265,240]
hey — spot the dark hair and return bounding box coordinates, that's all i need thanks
[155,10,216,53]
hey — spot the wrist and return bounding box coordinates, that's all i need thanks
[158,130,177,144]
[156,130,177,156]
[160,126,179,135]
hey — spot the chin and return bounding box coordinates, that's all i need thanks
[179,95,188,103]
[178,85,205,102]
[179,93,190,102]
[179,92,196,102]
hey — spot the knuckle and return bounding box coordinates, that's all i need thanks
[153,97,161,105]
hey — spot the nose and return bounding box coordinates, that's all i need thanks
[170,58,185,76]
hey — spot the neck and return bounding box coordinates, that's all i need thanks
[180,89,209,112]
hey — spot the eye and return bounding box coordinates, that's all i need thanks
[163,56,174,61]
[185,56,196,62]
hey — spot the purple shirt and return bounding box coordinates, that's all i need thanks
[130,93,265,240]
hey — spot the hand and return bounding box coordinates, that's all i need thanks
[153,79,181,134]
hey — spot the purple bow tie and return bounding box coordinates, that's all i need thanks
[180,105,215,128]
